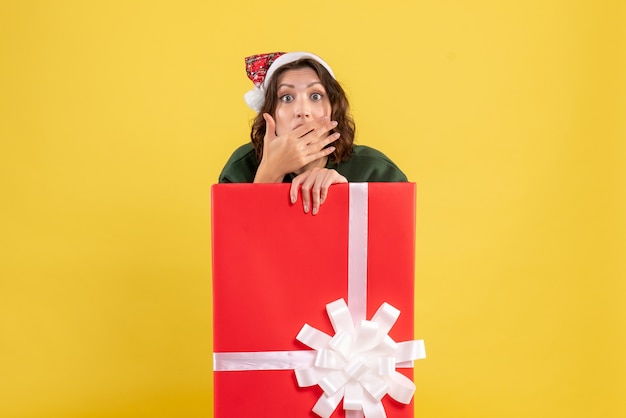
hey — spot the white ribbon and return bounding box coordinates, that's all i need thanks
[348,183,369,322]
[213,183,426,417]
[295,298,425,418]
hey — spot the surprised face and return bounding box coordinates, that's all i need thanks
[273,68,332,136]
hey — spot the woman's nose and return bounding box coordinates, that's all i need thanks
[295,100,311,118]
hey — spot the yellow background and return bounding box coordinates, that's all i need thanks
[1,1,624,417]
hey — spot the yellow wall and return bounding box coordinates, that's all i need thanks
[1,1,624,417]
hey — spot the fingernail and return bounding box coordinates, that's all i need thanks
[334,132,341,138]
[331,121,338,127]
[312,207,318,215]
[291,195,296,204]
[304,204,309,213]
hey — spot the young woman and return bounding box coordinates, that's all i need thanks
[219,51,406,215]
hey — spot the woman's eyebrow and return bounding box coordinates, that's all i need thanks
[278,81,323,89]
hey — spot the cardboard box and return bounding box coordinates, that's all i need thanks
[211,183,422,417]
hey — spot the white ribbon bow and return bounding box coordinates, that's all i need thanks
[295,298,426,418]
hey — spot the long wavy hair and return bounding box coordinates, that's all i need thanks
[250,59,355,163]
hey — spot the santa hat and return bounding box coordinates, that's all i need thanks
[243,51,335,112]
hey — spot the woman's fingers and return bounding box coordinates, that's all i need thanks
[290,169,347,215]
[263,113,277,141]
[290,170,314,212]
[317,170,347,213]
[299,169,324,215]
[308,170,330,215]
[289,170,308,209]
[295,120,340,164]
[292,117,336,141]
[309,131,340,152]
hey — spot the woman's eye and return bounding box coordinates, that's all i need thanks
[311,93,323,101]
[280,94,294,103]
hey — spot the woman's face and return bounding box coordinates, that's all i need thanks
[273,68,332,136]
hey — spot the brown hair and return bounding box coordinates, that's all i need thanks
[250,59,355,163]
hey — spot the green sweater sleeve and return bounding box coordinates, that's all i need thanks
[330,145,408,182]
[218,143,258,183]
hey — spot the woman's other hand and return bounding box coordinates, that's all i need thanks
[253,113,339,183]
[290,168,347,215]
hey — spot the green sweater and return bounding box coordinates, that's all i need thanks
[218,143,407,183]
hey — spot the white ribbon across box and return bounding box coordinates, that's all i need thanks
[213,183,426,418]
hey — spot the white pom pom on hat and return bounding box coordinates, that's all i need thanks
[243,88,266,113]
[243,51,335,112]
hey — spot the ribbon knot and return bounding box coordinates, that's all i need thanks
[295,298,426,418]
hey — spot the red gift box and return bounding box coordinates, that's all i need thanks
[211,183,424,417]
